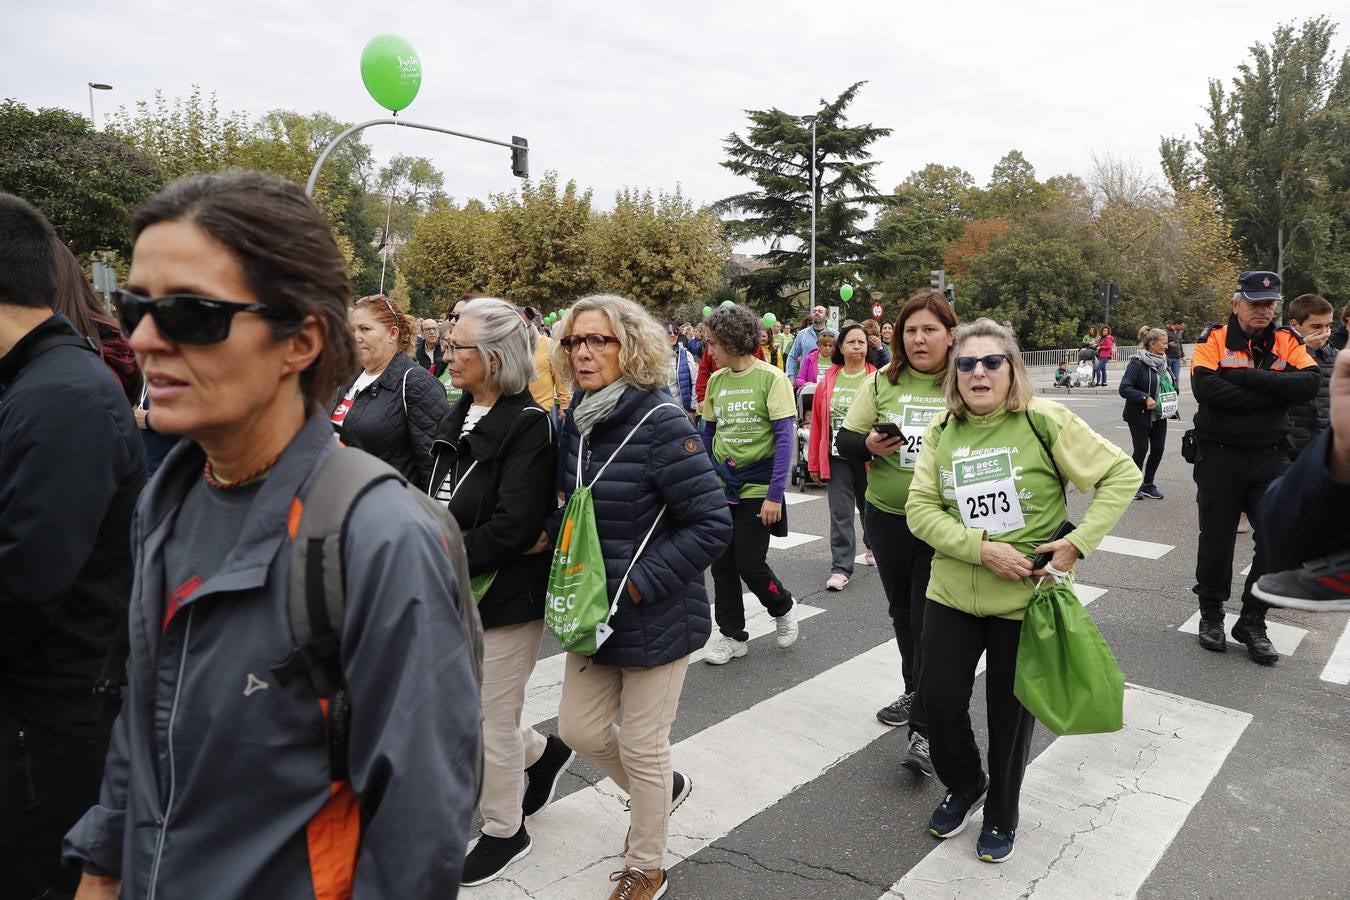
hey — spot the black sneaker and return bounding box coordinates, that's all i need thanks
[902,732,934,777]
[624,771,693,815]
[1138,483,1164,500]
[1231,621,1279,665]
[1197,616,1226,652]
[1253,551,1350,612]
[976,824,1015,863]
[876,693,912,727]
[523,734,576,817]
[461,825,531,886]
[928,771,989,838]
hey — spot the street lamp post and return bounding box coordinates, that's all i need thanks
[802,115,817,312]
[87,82,112,127]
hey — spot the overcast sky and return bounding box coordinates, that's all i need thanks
[8,1,1342,233]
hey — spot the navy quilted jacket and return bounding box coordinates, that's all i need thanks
[550,386,731,668]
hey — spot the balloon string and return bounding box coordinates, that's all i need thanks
[378,113,400,296]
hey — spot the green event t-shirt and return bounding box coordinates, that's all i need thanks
[438,368,464,406]
[828,368,869,458]
[703,357,796,500]
[840,367,946,514]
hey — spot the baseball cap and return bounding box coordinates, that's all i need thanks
[1236,271,1281,302]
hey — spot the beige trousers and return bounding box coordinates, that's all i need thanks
[478,620,549,838]
[558,652,690,871]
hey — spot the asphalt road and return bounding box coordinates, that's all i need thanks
[472,367,1350,900]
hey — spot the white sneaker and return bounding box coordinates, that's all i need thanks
[774,607,800,648]
[703,634,748,665]
[863,549,876,566]
[826,572,849,591]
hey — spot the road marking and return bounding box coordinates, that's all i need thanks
[1239,563,1252,576]
[1098,534,1174,560]
[883,685,1251,899]
[1178,611,1307,656]
[474,640,902,899]
[1320,619,1350,685]
[782,491,820,506]
[521,594,826,727]
[769,530,822,550]
[975,584,1108,676]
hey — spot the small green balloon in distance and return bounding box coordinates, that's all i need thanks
[720,299,736,308]
[361,34,422,112]
[702,305,712,318]
[762,312,777,328]
[839,283,854,302]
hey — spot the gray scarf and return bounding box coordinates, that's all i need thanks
[572,378,631,440]
[1134,348,1166,373]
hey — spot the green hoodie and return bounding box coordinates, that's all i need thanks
[839,367,946,514]
[905,397,1140,620]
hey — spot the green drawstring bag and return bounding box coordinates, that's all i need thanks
[545,403,674,655]
[1013,580,1124,736]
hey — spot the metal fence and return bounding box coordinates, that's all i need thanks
[1020,345,1192,371]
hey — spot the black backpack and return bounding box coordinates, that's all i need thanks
[270,446,484,790]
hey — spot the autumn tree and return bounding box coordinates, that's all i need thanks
[866,164,976,299]
[489,172,596,309]
[402,199,498,315]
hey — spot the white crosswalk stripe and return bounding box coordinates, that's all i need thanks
[1320,619,1350,685]
[1097,534,1174,560]
[768,531,821,550]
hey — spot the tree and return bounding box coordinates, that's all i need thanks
[489,172,595,308]
[107,87,249,181]
[0,100,161,256]
[865,164,976,299]
[588,188,728,317]
[1160,17,1348,300]
[717,82,892,317]
[366,154,447,256]
[402,199,498,314]
[973,150,1055,218]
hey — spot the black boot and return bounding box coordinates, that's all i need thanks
[1197,614,1227,652]
[1231,619,1279,665]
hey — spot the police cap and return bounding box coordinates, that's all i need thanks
[1236,271,1281,302]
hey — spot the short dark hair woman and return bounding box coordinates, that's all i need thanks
[63,171,482,898]
[907,318,1138,864]
[330,293,447,489]
[545,294,730,899]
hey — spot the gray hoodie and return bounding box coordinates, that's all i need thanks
[63,412,481,898]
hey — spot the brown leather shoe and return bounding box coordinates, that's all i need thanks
[608,866,667,900]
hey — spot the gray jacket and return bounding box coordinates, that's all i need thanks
[63,412,481,898]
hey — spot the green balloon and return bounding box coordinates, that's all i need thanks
[361,34,422,112]
[720,299,736,308]
[702,305,712,318]
[762,313,777,328]
[839,283,854,302]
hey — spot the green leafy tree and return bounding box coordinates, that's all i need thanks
[0,100,161,256]
[489,172,595,308]
[716,82,892,318]
[972,150,1056,218]
[402,199,498,314]
[866,164,976,299]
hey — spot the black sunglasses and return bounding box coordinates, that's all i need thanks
[955,354,1009,374]
[115,290,299,345]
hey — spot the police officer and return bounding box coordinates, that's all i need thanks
[1190,271,1321,664]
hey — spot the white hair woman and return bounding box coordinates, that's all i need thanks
[906,318,1139,864]
[542,294,731,900]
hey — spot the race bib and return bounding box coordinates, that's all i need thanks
[953,449,1025,534]
[898,405,944,470]
[1158,391,1179,418]
[830,414,844,458]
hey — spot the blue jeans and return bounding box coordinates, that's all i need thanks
[1094,356,1109,385]
[1167,356,1182,392]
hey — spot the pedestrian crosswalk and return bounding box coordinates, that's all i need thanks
[1320,620,1350,685]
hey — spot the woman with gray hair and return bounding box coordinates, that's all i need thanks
[542,294,731,900]
[1118,326,1175,500]
[424,297,570,886]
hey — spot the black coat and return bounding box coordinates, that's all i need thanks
[333,352,447,489]
[1118,357,1164,428]
[549,386,732,668]
[427,390,557,629]
[1287,341,1336,455]
[0,315,145,727]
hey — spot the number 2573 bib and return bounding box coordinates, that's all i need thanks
[952,449,1025,535]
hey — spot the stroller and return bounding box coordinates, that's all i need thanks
[791,382,817,488]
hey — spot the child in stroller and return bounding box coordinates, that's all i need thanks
[791,382,818,487]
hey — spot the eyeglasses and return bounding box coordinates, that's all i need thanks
[560,334,621,353]
[445,343,479,355]
[955,354,1009,374]
[447,313,461,323]
[115,290,298,345]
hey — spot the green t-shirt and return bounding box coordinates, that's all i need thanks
[829,368,869,458]
[438,368,463,406]
[840,367,946,514]
[703,358,796,499]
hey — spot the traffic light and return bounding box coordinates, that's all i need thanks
[930,269,945,292]
[944,283,955,305]
[511,136,529,179]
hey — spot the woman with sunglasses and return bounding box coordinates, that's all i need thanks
[835,291,957,778]
[905,318,1138,864]
[807,322,876,592]
[330,294,447,490]
[541,294,730,900]
[66,171,481,898]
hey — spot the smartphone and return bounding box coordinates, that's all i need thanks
[1032,520,1075,571]
[873,421,902,439]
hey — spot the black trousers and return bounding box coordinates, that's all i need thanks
[711,498,794,642]
[920,599,1036,830]
[1128,418,1167,484]
[864,503,931,736]
[0,709,110,900]
[1192,442,1289,622]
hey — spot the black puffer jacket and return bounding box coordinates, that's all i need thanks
[427,390,557,629]
[1287,341,1336,456]
[333,352,446,489]
[549,386,732,668]
[1118,356,1164,429]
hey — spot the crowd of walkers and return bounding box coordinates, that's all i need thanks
[1,168,1341,899]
